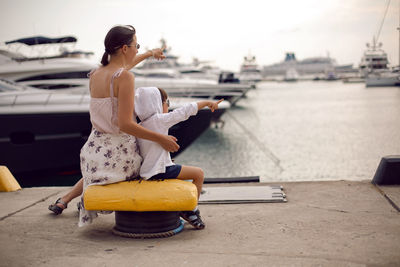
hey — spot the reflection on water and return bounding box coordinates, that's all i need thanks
[175,81,400,182]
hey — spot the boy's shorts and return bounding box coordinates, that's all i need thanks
[148,164,182,180]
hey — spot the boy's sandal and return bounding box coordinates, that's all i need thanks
[179,210,205,230]
[48,198,68,215]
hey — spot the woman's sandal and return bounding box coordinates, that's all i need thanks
[179,209,205,230]
[48,198,68,215]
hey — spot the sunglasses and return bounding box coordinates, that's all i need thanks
[164,99,170,107]
[127,43,140,49]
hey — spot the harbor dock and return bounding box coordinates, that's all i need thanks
[0,180,399,266]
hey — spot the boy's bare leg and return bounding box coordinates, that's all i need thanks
[176,165,204,199]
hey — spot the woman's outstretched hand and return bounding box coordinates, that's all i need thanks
[159,134,180,152]
[152,44,167,60]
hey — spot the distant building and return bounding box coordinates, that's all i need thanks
[262,52,353,76]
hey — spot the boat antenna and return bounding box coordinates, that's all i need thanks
[398,0,400,66]
[375,0,391,45]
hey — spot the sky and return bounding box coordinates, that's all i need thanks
[0,0,398,71]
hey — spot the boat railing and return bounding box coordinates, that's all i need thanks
[137,79,251,90]
[0,90,90,106]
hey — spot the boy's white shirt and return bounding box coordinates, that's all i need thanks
[134,87,198,179]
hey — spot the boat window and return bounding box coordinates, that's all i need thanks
[16,71,90,82]
[144,73,174,78]
[180,70,202,74]
[242,69,261,73]
[29,84,82,90]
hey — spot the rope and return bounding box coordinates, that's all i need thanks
[375,0,391,43]
[225,111,284,174]
[112,220,185,239]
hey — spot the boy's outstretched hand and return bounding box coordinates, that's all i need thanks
[208,99,224,112]
[198,99,224,112]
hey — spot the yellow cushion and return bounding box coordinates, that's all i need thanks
[0,166,21,192]
[83,179,197,212]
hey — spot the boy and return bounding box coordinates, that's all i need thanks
[134,87,223,229]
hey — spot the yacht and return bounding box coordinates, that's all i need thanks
[0,79,230,177]
[359,39,389,77]
[140,39,220,82]
[0,36,251,105]
[0,81,92,175]
[0,36,97,91]
[178,65,219,81]
[136,42,252,104]
[360,38,400,87]
[361,0,400,87]
[239,53,262,85]
[179,57,221,81]
[133,69,250,105]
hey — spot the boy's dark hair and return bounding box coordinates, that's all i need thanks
[158,87,168,103]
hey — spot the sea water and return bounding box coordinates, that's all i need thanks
[174,80,400,182]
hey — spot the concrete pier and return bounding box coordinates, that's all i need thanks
[0,180,399,266]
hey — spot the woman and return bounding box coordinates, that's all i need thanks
[48,25,179,226]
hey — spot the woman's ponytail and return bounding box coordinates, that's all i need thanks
[101,51,109,66]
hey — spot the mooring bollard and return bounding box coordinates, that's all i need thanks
[372,155,400,185]
[83,179,197,238]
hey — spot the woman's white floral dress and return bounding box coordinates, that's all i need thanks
[78,68,142,227]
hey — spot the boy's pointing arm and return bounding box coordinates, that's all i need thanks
[161,99,224,129]
[197,99,224,112]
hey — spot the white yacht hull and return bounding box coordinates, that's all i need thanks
[0,57,97,80]
[365,73,400,87]
[239,73,262,83]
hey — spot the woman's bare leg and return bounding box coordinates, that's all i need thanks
[176,166,204,199]
[56,178,84,209]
